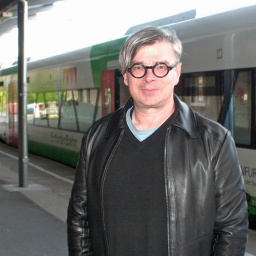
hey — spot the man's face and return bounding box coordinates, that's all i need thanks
[123,41,182,110]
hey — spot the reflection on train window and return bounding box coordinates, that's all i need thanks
[233,71,251,145]
[104,88,112,115]
[59,88,101,132]
[176,72,223,122]
[30,91,60,128]
[27,88,101,132]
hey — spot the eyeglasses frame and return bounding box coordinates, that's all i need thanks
[127,61,180,79]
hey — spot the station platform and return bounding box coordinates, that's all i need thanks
[0,142,255,256]
[0,142,75,256]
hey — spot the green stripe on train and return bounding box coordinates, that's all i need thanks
[248,196,256,215]
[28,140,78,168]
[90,37,126,87]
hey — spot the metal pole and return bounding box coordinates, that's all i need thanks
[17,0,28,187]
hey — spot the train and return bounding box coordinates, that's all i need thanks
[0,5,256,228]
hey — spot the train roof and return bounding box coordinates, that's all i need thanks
[1,4,256,76]
[167,5,256,41]
[125,9,196,35]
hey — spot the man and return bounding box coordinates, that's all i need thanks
[67,27,248,255]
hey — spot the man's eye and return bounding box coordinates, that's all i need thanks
[157,64,167,70]
[133,65,143,70]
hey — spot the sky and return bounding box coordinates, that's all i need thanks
[0,0,256,67]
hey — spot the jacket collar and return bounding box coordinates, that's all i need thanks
[171,94,197,138]
[105,95,197,139]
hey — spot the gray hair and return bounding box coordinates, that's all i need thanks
[119,27,183,73]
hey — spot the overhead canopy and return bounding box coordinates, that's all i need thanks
[0,0,63,36]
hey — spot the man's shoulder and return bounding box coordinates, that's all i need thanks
[193,111,229,139]
[174,96,228,139]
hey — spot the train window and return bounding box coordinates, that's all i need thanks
[177,69,255,148]
[176,72,223,122]
[27,88,101,133]
[0,86,7,116]
[59,88,101,132]
[30,91,60,128]
[233,70,252,145]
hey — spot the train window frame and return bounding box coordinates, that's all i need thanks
[234,68,256,149]
[176,69,256,150]
[176,71,223,97]
[175,71,224,123]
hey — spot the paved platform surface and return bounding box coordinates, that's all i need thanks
[0,181,68,256]
[0,142,255,256]
[0,142,75,256]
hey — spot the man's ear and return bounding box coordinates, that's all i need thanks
[123,72,129,86]
[176,62,182,77]
[174,62,182,86]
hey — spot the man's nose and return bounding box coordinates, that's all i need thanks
[144,67,155,81]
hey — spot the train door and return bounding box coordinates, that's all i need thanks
[101,69,130,116]
[8,83,18,146]
[0,82,8,142]
[233,68,256,229]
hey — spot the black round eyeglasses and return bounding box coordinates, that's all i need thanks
[127,61,180,79]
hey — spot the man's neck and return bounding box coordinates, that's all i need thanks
[131,103,175,130]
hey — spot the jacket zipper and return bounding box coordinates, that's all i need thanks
[165,127,172,256]
[99,129,125,256]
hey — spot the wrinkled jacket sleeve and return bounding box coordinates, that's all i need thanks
[67,134,93,256]
[212,132,248,255]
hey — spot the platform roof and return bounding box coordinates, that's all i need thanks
[0,0,63,37]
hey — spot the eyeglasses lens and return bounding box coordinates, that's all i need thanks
[129,63,172,78]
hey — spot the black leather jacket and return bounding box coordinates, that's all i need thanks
[67,95,248,256]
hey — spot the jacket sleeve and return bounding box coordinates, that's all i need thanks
[212,131,248,255]
[67,135,94,256]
